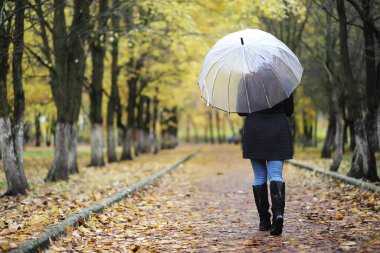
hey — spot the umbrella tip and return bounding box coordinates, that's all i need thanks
[240,37,244,45]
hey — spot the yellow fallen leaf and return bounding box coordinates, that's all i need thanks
[0,241,11,251]
[50,245,67,251]
[335,212,344,220]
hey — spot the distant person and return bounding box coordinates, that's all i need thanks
[237,76,294,236]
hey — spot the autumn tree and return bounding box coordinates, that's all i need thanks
[342,0,380,180]
[106,0,122,163]
[336,0,378,181]
[30,0,91,180]
[0,0,29,195]
[89,0,109,167]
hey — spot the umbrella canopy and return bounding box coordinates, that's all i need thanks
[198,29,303,113]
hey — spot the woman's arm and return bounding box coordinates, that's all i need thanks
[284,94,294,117]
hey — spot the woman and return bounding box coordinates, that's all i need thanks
[238,92,294,236]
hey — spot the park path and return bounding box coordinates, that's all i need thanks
[46,145,380,252]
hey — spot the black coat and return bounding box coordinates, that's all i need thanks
[239,94,294,160]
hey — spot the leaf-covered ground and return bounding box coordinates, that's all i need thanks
[293,148,380,180]
[0,145,196,251]
[37,144,380,252]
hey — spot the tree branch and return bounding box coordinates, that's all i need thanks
[24,45,55,72]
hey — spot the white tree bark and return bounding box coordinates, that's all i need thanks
[46,122,70,181]
[68,124,79,174]
[90,123,105,166]
[0,117,28,195]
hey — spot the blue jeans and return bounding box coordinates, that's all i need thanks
[250,160,284,186]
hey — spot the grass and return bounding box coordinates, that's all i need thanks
[294,146,380,178]
[24,150,90,158]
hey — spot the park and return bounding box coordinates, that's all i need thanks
[0,0,380,252]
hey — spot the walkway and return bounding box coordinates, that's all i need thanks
[46,145,380,252]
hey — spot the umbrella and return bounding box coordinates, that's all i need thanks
[198,29,303,113]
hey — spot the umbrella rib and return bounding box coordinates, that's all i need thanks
[242,48,251,113]
[202,48,240,107]
[259,47,303,84]
[227,52,240,113]
[204,48,236,83]
[246,47,289,97]
[245,48,272,108]
[211,67,223,105]
[268,63,289,97]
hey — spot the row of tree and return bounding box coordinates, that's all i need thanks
[236,0,379,181]
[0,0,188,196]
[2,0,379,197]
[280,0,380,181]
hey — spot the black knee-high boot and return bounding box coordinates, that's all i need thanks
[269,181,285,235]
[252,183,271,231]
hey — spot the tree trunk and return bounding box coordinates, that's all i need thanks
[321,112,336,158]
[46,122,51,146]
[349,119,356,151]
[186,115,190,143]
[362,0,379,152]
[313,113,318,147]
[227,116,238,144]
[144,97,151,153]
[366,113,379,151]
[377,106,380,150]
[348,113,378,181]
[107,0,120,162]
[204,125,209,143]
[302,110,313,147]
[215,110,222,144]
[0,0,29,195]
[12,0,27,186]
[0,118,28,196]
[46,122,70,181]
[152,92,159,154]
[171,107,178,148]
[46,119,70,181]
[208,111,214,144]
[107,125,117,163]
[66,0,90,173]
[330,108,344,171]
[44,0,89,181]
[35,113,41,146]
[337,0,378,181]
[192,119,199,143]
[90,123,105,167]
[107,87,117,162]
[221,114,226,143]
[68,124,79,174]
[122,70,138,159]
[89,0,108,167]
[136,96,145,153]
[120,127,133,160]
